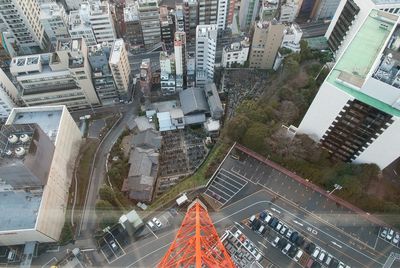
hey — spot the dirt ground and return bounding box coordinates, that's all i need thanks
[121,134,133,158]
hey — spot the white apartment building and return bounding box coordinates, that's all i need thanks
[195,25,218,88]
[160,51,176,95]
[259,0,279,21]
[10,39,100,111]
[297,10,400,169]
[40,2,70,47]
[281,23,303,52]
[221,38,250,68]
[0,106,81,245]
[174,32,187,90]
[109,39,131,98]
[138,0,161,49]
[0,0,46,55]
[217,0,229,30]
[80,1,116,44]
[280,0,300,23]
[326,0,400,59]
[69,10,97,46]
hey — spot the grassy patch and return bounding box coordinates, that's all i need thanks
[59,222,73,245]
[149,142,231,210]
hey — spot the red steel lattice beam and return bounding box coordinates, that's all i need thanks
[158,199,235,268]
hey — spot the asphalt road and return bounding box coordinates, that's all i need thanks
[78,101,138,238]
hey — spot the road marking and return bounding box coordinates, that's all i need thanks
[271,207,281,214]
[293,220,303,227]
[331,241,343,248]
[258,241,268,250]
[234,221,244,229]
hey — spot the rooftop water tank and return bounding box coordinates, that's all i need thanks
[20,134,30,143]
[15,147,25,157]
[8,134,18,143]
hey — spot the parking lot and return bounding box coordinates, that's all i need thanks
[204,168,247,206]
[203,144,400,267]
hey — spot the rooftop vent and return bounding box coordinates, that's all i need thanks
[8,134,18,144]
[15,147,26,157]
[20,134,30,143]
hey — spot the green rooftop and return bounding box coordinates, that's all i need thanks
[327,9,400,117]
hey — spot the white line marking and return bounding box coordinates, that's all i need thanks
[41,257,57,268]
[146,225,158,239]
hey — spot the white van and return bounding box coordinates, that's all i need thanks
[257,225,265,234]
[282,243,292,254]
[294,250,303,262]
[147,220,155,229]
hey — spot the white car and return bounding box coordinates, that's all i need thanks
[265,213,272,223]
[280,225,288,235]
[272,237,280,247]
[393,233,400,244]
[286,229,293,239]
[387,229,394,240]
[152,217,162,228]
[282,243,291,255]
[275,222,283,232]
[381,228,388,238]
[338,262,345,268]
[312,247,321,259]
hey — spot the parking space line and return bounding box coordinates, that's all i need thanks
[204,191,225,205]
[212,179,237,195]
[41,257,57,268]
[208,185,230,201]
[221,181,248,207]
[219,170,247,188]
[216,174,241,190]
[146,225,158,239]
[222,168,248,184]
[100,248,111,264]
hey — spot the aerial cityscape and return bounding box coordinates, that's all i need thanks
[0,0,400,267]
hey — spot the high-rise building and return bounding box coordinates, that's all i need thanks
[175,5,185,32]
[326,0,400,58]
[239,0,260,31]
[217,0,229,30]
[174,32,187,91]
[195,25,218,87]
[110,39,131,99]
[0,69,17,121]
[226,0,236,26]
[249,20,284,69]
[160,51,176,95]
[310,0,341,21]
[124,3,144,48]
[0,105,81,246]
[80,1,117,44]
[10,38,100,110]
[183,0,198,41]
[138,0,161,49]
[297,10,400,169]
[0,0,47,55]
[259,0,279,21]
[88,43,118,104]
[40,2,70,48]
[140,59,152,97]
[198,0,218,25]
[68,10,97,46]
[160,6,174,49]
[280,0,301,23]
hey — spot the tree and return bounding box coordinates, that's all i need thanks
[99,186,116,204]
[95,200,113,213]
[242,122,269,154]
[224,114,250,141]
[283,56,300,78]
[300,40,313,62]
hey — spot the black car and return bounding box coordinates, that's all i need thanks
[288,246,298,258]
[252,219,262,230]
[305,242,316,254]
[290,231,299,243]
[269,217,279,228]
[311,262,322,268]
[277,238,288,250]
[259,211,267,220]
[329,258,339,268]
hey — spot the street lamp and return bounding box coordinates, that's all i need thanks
[328,183,343,195]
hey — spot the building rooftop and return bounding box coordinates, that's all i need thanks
[372,0,400,4]
[179,88,209,115]
[124,4,139,22]
[110,39,124,65]
[40,2,66,20]
[327,9,400,116]
[0,190,42,232]
[7,107,63,143]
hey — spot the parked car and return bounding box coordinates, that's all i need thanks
[329,258,339,268]
[294,250,304,262]
[295,236,305,247]
[381,228,388,238]
[269,217,279,228]
[277,238,288,250]
[325,254,333,266]
[252,219,262,230]
[255,253,262,262]
[259,211,267,220]
[338,262,345,268]
[249,215,256,224]
[387,229,395,240]
[318,250,327,262]
[290,231,299,243]
[393,233,400,244]
[305,242,316,254]
[110,240,117,250]
[280,225,288,235]
[288,246,298,258]
[286,229,293,239]
[312,247,321,259]
[265,213,273,224]
[234,230,242,239]
[257,225,265,234]
[275,222,283,232]
[152,217,162,228]
[272,236,280,247]
[282,243,292,254]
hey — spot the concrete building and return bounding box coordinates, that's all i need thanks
[179,87,209,124]
[259,0,279,21]
[195,25,218,87]
[40,2,70,48]
[124,3,144,48]
[174,32,187,91]
[110,39,131,99]
[204,83,223,120]
[160,6,174,49]
[249,20,285,69]
[0,69,18,121]
[175,5,185,32]
[217,0,229,30]
[0,0,47,55]
[221,38,250,67]
[183,0,199,41]
[80,1,117,44]
[281,23,303,52]
[64,0,83,11]
[140,59,152,97]
[198,0,218,25]
[160,51,176,95]
[0,106,81,245]
[280,0,301,23]
[311,0,341,21]
[325,0,400,59]
[68,10,97,46]
[138,0,161,49]
[187,53,196,87]
[10,38,100,110]
[239,0,260,31]
[88,43,118,104]
[297,10,400,169]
